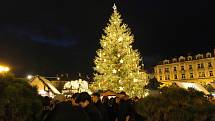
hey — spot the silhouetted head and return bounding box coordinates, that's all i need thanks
[71,93,79,106]
[76,92,91,108]
[91,92,100,103]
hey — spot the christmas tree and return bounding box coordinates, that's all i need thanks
[91,4,148,97]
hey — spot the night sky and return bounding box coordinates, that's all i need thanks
[0,0,213,78]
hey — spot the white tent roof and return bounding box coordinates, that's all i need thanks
[32,76,61,94]
[175,81,210,95]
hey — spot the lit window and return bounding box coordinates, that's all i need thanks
[196,54,203,59]
[179,56,185,62]
[199,72,205,77]
[160,76,162,80]
[190,73,193,78]
[208,62,212,68]
[182,74,186,79]
[189,65,192,70]
[188,56,192,61]
[199,72,201,77]
[206,53,211,58]
[159,69,162,73]
[174,75,177,79]
[210,71,213,76]
[163,60,170,64]
[181,66,185,71]
[172,58,177,63]
[201,63,204,68]
[202,72,205,77]
[165,75,170,80]
[165,68,169,72]
[173,67,177,71]
[198,64,201,69]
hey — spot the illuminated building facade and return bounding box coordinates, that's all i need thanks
[154,49,215,87]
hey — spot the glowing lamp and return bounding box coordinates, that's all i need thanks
[0,65,10,73]
[27,75,33,80]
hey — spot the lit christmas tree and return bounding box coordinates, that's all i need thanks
[91,4,148,97]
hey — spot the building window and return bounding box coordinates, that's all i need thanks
[199,72,201,77]
[180,58,185,62]
[172,58,177,63]
[187,56,192,61]
[208,62,212,68]
[165,75,170,80]
[160,76,162,80]
[181,66,185,71]
[174,75,177,79]
[165,76,167,80]
[209,71,213,76]
[165,68,169,72]
[179,56,185,62]
[199,72,205,77]
[201,63,204,68]
[190,73,194,79]
[189,65,192,70]
[159,69,162,73]
[163,60,170,64]
[173,67,177,71]
[197,63,204,69]
[198,64,201,69]
[202,72,205,77]
[196,54,204,60]
[182,74,186,79]
[206,53,212,58]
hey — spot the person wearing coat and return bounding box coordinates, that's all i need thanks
[76,92,103,121]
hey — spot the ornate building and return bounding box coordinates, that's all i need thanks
[154,49,215,87]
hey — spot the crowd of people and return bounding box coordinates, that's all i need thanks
[41,92,144,121]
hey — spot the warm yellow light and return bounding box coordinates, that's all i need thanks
[27,75,33,80]
[0,65,10,73]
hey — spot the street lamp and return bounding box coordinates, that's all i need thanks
[27,75,33,80]
[0,65,10,73]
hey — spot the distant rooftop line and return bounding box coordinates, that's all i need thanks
[158,49,215,65]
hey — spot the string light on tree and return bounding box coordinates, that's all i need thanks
[120,59,124,63]
[119,87,124,91]
[112,69,117,74]
[118,37,123,42]
[91,4,148,97]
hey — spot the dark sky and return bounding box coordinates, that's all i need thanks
[0,0,213,78]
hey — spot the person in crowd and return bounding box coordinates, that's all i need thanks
[92,93,109,121]
[76,92,103,121]
[106,97,118,121]
[116,92,132,121]
[101,96,109,104]
[71,93,80,106]
[44,94,89,121]
[133,97,139,103]
[41,96,51,121]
